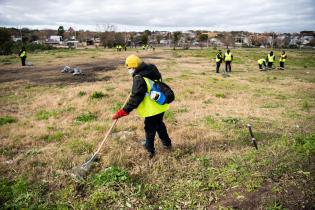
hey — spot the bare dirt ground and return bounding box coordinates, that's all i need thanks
[0,60,122,84]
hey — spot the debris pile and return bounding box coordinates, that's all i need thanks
[61,66,83,75]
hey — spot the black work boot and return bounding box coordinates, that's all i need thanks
[163,143,172,150]
[141,141,156,158]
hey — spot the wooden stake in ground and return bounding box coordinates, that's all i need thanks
[247,124,258,150]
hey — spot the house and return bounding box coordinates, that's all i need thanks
[46,35,62,44]
[65,36,79,48]
[234,34,250,47]
[160,39,170,45]
[209,38,223,47]
[301,35,314,45]
[11,35,22,42]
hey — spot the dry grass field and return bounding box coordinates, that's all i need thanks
[0,47,314,209]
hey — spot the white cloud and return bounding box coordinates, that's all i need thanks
[0,0,314,32]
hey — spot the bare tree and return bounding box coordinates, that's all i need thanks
[172,31,182,50]
[220,32,234,48]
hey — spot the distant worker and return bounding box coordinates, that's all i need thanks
[124,45,127,51]
[142,45,146,50]
[215,49,223,73]
[116,45,119,52]
[257,58,267,71]
[112,55,172,158]
[18,46,27,66]
[266,51,275,69]
[223,49,233,72]
[119,45,122,51]
[278,51,287,70]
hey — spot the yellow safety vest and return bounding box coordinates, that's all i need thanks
[258,59,266,65]
[216,53,222,62]
[267,54,274,62]
[136,77,169,118]
[279,54,286,62]
[224,52,232,61]
[20,50,26,57]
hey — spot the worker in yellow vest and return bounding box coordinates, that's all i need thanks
[18,47,27,66]
[223,49,233,72]
[278,51,287,70]
[112,55,172,158]
[215,49,223,73]
[258,58,267,71]
[266,51,275,69]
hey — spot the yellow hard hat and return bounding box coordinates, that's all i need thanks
[125,54,142,69]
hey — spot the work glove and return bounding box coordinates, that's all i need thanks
[112,109,129,120]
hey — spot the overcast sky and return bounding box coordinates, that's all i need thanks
[0,0,314,32]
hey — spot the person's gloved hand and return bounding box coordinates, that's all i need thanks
[112,109,129,120]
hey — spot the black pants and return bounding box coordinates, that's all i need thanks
[268,62,273,69]
[279,62,285,69]
[21,57,26,66]
[259,62,266,70]
[225,61,232,72]
[216,62,221,73]
[144,112,172,153]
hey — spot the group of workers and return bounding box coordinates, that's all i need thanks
[257,50,287,71]
[116,45,127,51]
[215,49,287,73]
[215,49,233,73]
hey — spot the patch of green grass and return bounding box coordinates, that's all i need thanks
[205,116,215,125]
[302,100,310,112]
[26,149,41,156]
[164,110,176,124]
[204,116,221,129]
[0,116,17,125]
[35,110,57,120]
[78,91,87,96]
[75,112,97,123]
[0,177,40,209]
[222,117,241,125]
[91,166,131,187]
[294,133,315,157]
[90,91,107,99]
[266,201,287,210]
[215,93,226,98]
[41,131,64,142]
[111,102,123,112]
[194,156,211,167]
[88,189,118,209]
[67,139,93,155]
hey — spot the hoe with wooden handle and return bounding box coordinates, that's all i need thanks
[70,94,130,182]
